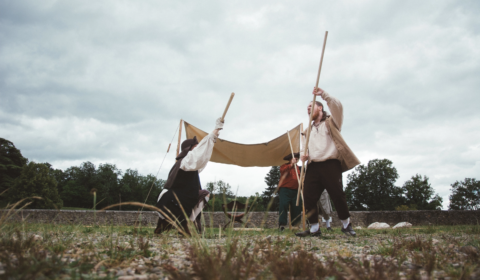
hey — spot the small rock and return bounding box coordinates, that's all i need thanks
[135,265,146,274]
[367,222,390,229]
[448,244,455,249]
[432,239,440,245]
[392,222,412,229]
[126,268,134,275]
[134,275,148,280]
[116,270,126,276]
[354,226,362,229]
[33,235,43,241]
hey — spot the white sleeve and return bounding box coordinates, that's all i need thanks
[320,91,343,131]
[180,132,217,172]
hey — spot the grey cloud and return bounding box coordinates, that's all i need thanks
[1,0,479,207]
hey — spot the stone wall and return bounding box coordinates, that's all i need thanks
[2,209,479,228]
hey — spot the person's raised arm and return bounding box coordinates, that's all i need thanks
[180,118,223,172]
[313,87,344,130]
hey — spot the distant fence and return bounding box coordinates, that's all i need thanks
[2,209,479,228]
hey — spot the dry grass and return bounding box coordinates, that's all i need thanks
[0,222,479,279]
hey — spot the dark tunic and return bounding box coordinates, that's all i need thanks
[156,163,201,222]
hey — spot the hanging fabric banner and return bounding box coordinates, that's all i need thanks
[184,121,301,167]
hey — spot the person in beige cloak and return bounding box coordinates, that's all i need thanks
[295,87,360,237]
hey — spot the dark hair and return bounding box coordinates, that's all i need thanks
[314,101,329,122]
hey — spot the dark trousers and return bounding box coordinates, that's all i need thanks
[278,187,302,226]
[303,159,350,223]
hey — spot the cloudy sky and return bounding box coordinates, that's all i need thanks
[1,0,479,208]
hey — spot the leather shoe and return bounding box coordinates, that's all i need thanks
[295,229,322,237]
[341,223,356,237]
[279,226,285,232]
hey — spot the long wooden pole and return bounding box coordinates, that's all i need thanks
[287,129,306,230]
[221,92,235,123]
[297,31,329,208]
[176,119,183,157]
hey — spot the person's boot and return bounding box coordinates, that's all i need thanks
[179,221,192,237]
[154,218,170,234]
[341,223,356,237]
[295,228,322,237]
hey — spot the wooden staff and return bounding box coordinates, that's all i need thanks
[176,119,183,157]
[287,129,306,230]
[221,92,235,123]
[297,31,329,205]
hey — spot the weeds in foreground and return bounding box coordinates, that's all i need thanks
[1,222,480,279]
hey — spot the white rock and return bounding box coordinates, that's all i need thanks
[367,222,390,229]
[354,226,362,229]
[392,222,412,229]
[33,235,43,241]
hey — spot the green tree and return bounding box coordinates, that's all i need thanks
[0,138,28,201]
[119,169,164,209]
[7,162,63,209]
[60,163,99,208]
[141,174,165,205]
[262,166,280,211]
[96,163,121,208]
[345,159,403,211]
[401,174,442,210]
[449,178,480,210]
[205,180,234,197]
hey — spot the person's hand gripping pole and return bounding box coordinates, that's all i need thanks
[213,92,235,137]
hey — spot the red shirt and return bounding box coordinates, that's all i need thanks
[279,163,301,190]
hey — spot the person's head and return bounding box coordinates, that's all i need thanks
[176,136,199,159]
[307,101,328,122]
[283,152,300,163]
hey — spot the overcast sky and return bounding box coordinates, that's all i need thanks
[1,0,479,209]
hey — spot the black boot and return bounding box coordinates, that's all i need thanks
[295,228,321,237]
[341,223,356,237]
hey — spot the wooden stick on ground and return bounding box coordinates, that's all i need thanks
[297,31,329,207]
[176,119,183,157]
[287,129,306,230]
[221,92,235,123]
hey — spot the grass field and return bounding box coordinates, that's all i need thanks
[0,221,479,279]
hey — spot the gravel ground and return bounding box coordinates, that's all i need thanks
[1,224,479,279]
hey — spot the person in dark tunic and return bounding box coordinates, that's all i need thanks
[154,118,223,235]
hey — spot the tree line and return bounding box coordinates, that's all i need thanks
[0,138,263,211]
[1,137,479,211]
[261,159,479,211]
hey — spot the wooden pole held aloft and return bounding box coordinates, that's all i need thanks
[176,119,183,157]
[298,31,329,207]
[221,92,235,123]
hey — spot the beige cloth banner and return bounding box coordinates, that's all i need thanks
[184,121,302,167]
